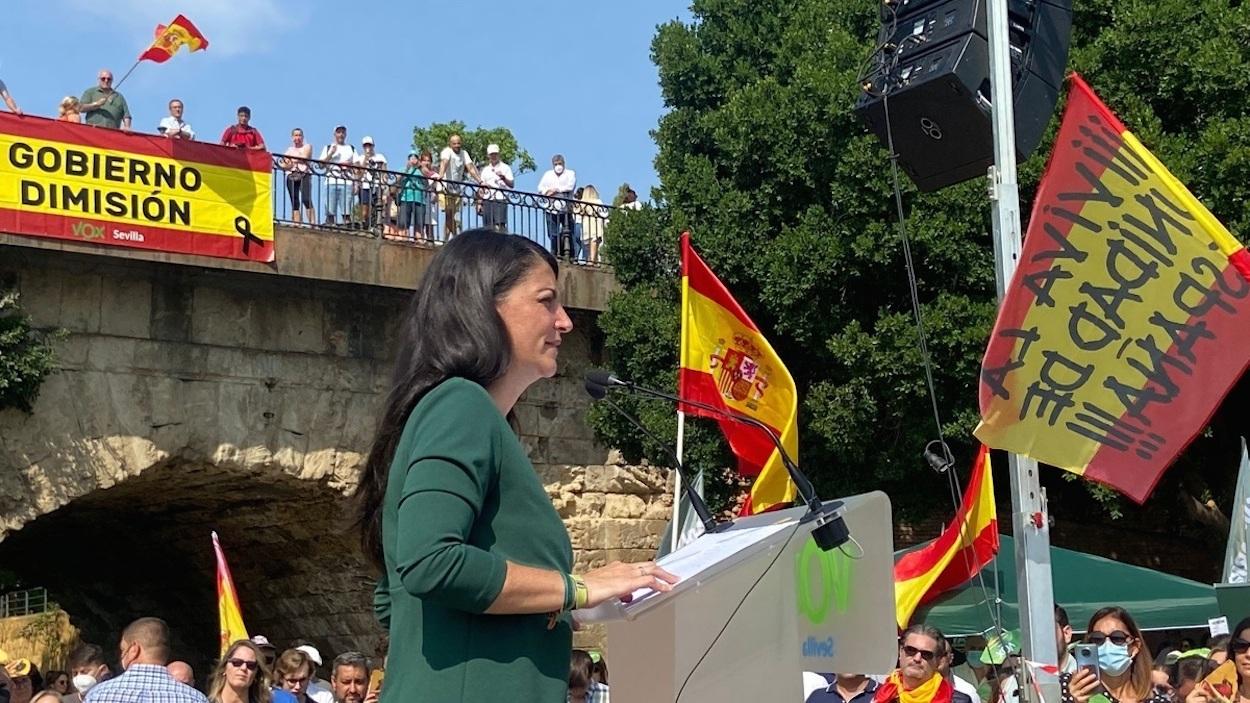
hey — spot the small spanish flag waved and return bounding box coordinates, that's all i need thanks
[212,531,248,655]
[893,445,999,629]
[679,231,798,515]
[139,15,209,64]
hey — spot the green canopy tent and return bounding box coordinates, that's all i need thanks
[901,535,1220,636]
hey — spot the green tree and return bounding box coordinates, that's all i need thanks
[596,0,1250,531]
[0,291,57,413]
[411,121,537,175]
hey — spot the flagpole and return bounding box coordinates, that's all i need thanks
[985,1,1059,701]
[672,410,686,554]
[114,59,142,90]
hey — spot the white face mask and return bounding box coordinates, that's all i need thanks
[554,165,565,175]
[73,674,98,693]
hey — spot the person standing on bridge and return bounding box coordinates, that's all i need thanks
[79,69,130,131]
[354,230,677,701]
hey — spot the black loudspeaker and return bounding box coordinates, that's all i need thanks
[854,0,1072,192]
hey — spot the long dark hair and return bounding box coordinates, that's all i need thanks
[1086,606,1153,699]
[354,230,558,569]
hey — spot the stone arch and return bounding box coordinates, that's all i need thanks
[0,460,380,679]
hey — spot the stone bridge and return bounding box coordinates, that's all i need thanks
[0,228,671,671]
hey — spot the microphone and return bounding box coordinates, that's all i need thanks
[583,377,724,537]
[585,369,850,552]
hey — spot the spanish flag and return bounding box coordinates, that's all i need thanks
[212,531,249,655]
[976,74,1250,502]
[893,445,998,629]
[139,15,209,64]
[679,232,798,514]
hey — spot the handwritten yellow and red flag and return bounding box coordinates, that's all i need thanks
[679,231,798,514]
[140,15,209,64]
[894,445,998,629]
[976,73,1250,502]
[212,531,249,655]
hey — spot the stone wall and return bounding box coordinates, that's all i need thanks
[0,242,668,670]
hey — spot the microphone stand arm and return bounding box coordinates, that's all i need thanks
[614,380,850,551]
[600,395,725,536]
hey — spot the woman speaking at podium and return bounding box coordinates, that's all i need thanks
[355,230,677,702]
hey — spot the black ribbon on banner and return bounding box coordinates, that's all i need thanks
[234,215,264,255]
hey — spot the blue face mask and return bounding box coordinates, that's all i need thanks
[1097,642,1133,676]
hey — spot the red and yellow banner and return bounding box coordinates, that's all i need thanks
[976,74,1250,502]
[679,231,798,514]
[0,113,272,262]
[140,15,209,63]
[213,531,249,655]
[894,445,998,629]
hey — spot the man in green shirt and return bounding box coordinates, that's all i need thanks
[80,69,131,130]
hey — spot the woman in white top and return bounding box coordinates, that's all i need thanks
[575,185,606,264]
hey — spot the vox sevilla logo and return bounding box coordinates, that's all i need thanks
[71,221,105,240]
[795,538,853,625]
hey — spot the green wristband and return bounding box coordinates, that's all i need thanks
[562,572,577,613]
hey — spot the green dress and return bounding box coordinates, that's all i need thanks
[374,377,574,702]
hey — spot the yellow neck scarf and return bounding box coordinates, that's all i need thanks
[889,671,944,703]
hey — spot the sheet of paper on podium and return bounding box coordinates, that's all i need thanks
[576,520,795,624]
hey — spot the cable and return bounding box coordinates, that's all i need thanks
[881,82,1004,634]
[674,519,803,701]
[839,533,867,560]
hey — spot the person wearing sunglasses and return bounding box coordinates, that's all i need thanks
[1063,606,1169,703]
[79,69,131,131]
[876,624,973,703]
[207,640,270,703]
[78,617,207,703]
[1185,619,1250,703]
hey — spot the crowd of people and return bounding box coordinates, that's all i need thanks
[0,617,614,703]
[0,68,646,264]
[805,605,1246,703]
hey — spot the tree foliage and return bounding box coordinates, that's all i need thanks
[0,291,57,413]
[411,121,537,174]
[596,0,1250,524]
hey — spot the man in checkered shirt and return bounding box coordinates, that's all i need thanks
[85,618,207,703]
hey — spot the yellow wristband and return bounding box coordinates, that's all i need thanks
[572,575,589,610]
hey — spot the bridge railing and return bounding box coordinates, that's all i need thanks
[0,586,53,618]
[270,155,618,265]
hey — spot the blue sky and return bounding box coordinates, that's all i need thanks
[3,0,689,198]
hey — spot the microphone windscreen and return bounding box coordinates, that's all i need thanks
[585,369,615,388]
[584,378,607,400]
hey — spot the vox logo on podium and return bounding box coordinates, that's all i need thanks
[795,539,853,625]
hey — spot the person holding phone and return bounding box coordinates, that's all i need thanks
[1062,607,1170,703]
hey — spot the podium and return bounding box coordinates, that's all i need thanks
[577,491,898,702]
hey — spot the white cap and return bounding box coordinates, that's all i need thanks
[296,645,323,666]
[486,143,500,155]
[361,136,374,146]
[251,635,274,649]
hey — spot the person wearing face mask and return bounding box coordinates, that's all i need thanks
[1063,606,1170,703]
[67,643,111,702]
[537,154,577,258]
[83,618,207,703]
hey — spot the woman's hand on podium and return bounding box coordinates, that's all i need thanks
[581,560,678,609]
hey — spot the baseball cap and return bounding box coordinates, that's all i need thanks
[486,144,500,155]
[362,136,374,146]
[334,125,347,133]
[251,635,275,649]
[296,645,323,666]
